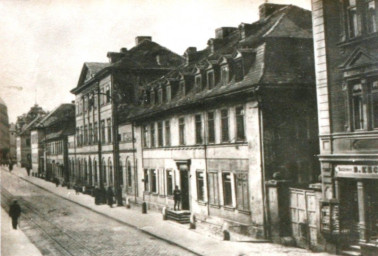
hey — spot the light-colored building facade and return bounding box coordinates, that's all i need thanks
[129,3,319,239]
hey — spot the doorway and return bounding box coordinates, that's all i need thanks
[339,179,359,242]
[180,169,190,211]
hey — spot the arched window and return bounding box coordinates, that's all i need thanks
[108,158,113,186]
[127,160,132,187]
[93,159,98,184]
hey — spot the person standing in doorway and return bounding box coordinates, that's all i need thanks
[173,185,181,211]
[9,200,21,229]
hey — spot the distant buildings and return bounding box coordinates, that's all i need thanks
[0,97,10,163]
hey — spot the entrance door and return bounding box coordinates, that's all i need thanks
[180,169,190,210]
[340,179,359,242]
[366,180,378,241]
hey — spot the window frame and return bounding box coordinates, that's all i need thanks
[207,70,215,89]
[195,114,203,144]
[179,117,185,145]
[196,171,205,202]
[222,172,233,207]
[165,120,171,146]
[235,106,246,141]
[166,169,174,196]
[221,109,230,142]
[157,121,163,147]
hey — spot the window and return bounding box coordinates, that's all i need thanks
[165,120,171,146]
[84,96,88,112]
[180,81,185,96]
[166,169,173,196]
[236,173,249,211]
[207,112,215,143]
[352,84,364,130]
[150,169,157,193]
[84,125,88,145]
[234,60,244,82]
[195,114,203,144]
[93,160,98,184]
[143,125,149,148]
[108,159,113,185]
[150,123,155,147]
[158,88,163,104]
[221,65,229,85]
[371,81,378,128]
[222,172,233,206]
[88,124,93,144]
[144,169,149,191]
[26,138,30,146]
[93,122,98,143]
[157,122,163,147]
[166,86,171,101]
[105,86,111,104]
[221,109,229,142]
[119,162,124,186]
[80,126,84,145]
[196,171,205,201]
[94,93,98,109]
[179,117,185,145]
[107,118,112,143]
[127,161,132,187]
[208,172,219,205]
[236,107,245,141]
[366,0,377,33]
[101,121,106,142]
[347,0,361,38]
[100,88,105,105]
[207,71,215,89]
[195,75,202,92]
[150,90,156,105]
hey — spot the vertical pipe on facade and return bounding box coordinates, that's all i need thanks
[257,89,269,240]
[132,121,137,203]
[97,84,104,190]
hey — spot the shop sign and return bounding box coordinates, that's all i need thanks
[336,165,378,177]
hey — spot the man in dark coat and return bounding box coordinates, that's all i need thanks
[173,185,181,211]
[9,200,21,229]
[107,187,114,208]
[8,159,13,172]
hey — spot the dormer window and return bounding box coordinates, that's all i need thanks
[207,71,215,89]
[221,65,229,85]
[179,80,185,96]
[195,75,202,92]
[158,87,163,104]
[150,90,156,105]
[234,60,244,82]
[166,85,171,102]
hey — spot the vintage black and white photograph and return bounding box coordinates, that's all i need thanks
[0,0,377,255]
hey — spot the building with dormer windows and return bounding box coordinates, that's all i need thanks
[126,3,319,240]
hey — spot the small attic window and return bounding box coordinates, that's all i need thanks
[221,65,230,85]
[234,60,244,82]
[166,85,171,101]
[150,90,156,105]
[158,87,163,104]
[179,80,185,96]
[195,75,202,92]
[207,71,215,89]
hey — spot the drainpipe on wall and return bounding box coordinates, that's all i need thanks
[256,88,270,240]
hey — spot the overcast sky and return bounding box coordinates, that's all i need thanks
[0,0,311,123]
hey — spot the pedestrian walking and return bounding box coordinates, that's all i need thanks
[26,166,31,176]
[8,159,13,172]
[9,200,21,230]
[107,187,114,208]
[173,185,181,211]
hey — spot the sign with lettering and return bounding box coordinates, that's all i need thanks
[336,165,378,178]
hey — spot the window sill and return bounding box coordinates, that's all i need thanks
[223,205,235,211]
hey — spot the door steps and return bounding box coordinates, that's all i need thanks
[166,209,190,224]
[341,244,361,256]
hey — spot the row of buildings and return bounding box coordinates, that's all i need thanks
[0,97,16,164]
[15,2,377,255]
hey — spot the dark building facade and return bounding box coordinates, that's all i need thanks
[312,0,378,254]
[0,97,10,163]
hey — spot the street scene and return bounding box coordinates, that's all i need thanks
[1,0,377,255]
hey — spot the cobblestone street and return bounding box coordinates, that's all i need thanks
[1,169,195,256]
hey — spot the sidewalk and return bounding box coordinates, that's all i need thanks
[4,166,334,256]
[1,207,43,256]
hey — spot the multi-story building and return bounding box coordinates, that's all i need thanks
[36,104,75,183]
[30,127,45,176]
[312,0,378,254]
[0,97,10,163]
[69,37,184,201]
[128,3,319,239]
[16,104,47,168]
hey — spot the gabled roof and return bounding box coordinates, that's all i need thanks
[37,104,75,128]
[76,62,110,89]
[339,47,378,70]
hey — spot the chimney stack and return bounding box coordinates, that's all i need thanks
[215,27,237,39]
[184,47,197,65]
[135,36,152,46]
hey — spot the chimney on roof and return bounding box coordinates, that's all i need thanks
[107,48,127,63]
[135,36,152,46]
[259,3,287,20]
[184,47,197,66]
[208,39,222,54]
[215,27,237,39]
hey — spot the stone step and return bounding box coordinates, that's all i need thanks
[166,210,190,224]
[341,250,361,256]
